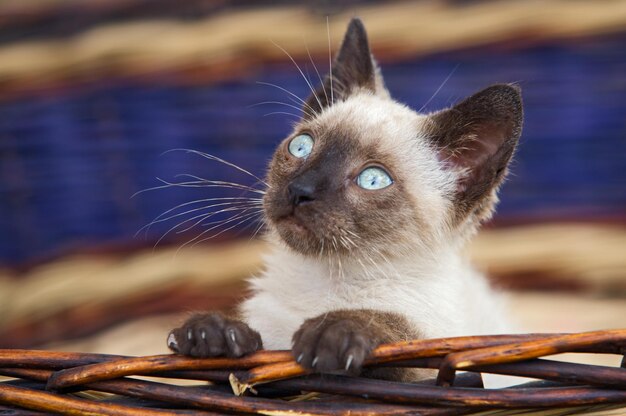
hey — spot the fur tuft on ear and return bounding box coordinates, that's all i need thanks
[304,18,383,117]
[427,84,523,222]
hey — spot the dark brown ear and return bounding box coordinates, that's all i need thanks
[304,18,376,117]
[428,84,523,221]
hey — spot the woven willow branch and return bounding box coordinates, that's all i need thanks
[0,329,624,415]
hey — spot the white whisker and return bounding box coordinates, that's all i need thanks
[418,64,459,113]
[357,258,377,281]
[248,217,266,241]
[137,199,262,238]
[154,205,260,248]
[174,174,266,194]
[177,205,260,234]
[263,111,301,119]
[249,101,314,120]
[305,41,328,107]
[153,178,266,195]
[163,148,268,186]
[364,250,391,281]
[271,41,324,111]
[181,210,263,252]
[327,16,334,105]
[256,81,317,116]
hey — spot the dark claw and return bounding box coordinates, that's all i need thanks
[167,312,262,358]
[292,317,374,375]
[167,332,179,352]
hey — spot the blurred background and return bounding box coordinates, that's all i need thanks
[0,0,624,357]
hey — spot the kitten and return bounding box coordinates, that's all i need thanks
[167,18,522,381]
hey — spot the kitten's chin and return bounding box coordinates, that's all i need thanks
[276,215,309,235]
[273,215,320,255]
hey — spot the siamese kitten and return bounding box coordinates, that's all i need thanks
[167,18,522,381]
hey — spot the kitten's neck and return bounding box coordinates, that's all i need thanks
[265,233,468,286]
[245,233,502,346]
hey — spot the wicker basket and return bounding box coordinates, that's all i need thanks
[1,330,625,415]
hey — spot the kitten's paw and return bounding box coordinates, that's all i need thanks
[292,317,374,375]
[167,312,262,358]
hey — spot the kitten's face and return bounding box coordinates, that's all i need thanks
[263,19,522,259]
[264,94,448,257]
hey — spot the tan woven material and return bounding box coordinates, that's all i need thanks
[2,223,624,329]
[0,241,264,327]
[1,1,626,92]
[467,223,626,294]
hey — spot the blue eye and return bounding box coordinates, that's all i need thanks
[288,134,314,158]
[357,167,393,190]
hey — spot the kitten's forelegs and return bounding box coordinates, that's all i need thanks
[167,312,262,358]
[292,309,428,381]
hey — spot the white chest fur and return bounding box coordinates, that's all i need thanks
[240,242,509,350]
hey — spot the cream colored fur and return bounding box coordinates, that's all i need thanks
[242,241,509,350]
[240,91,510,350]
